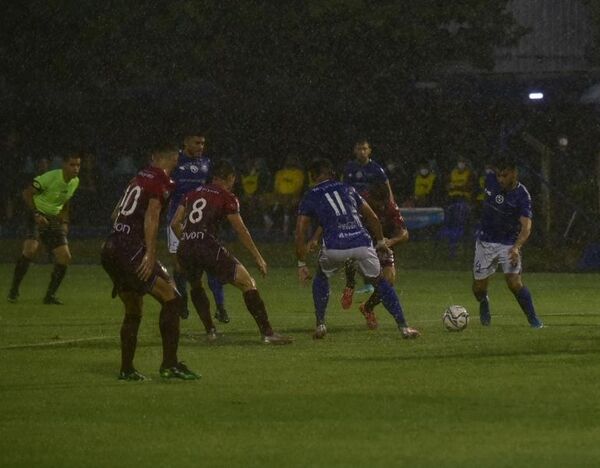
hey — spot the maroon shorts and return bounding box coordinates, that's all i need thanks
[101,235,170,296]
[177,234,238,285]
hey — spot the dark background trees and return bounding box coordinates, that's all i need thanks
[1,0,525,167]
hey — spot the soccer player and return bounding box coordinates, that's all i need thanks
[170,159,292,344]
[342,138,394,298]
[101,144,199,381]
[355,182,409,330]
[166,132,229,323]
[8,152,81,304]
[295,158,419,340]
[472,156,543,328]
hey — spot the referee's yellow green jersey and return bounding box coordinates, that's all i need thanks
[32,169,79,216]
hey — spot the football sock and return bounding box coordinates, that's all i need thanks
[514,287,538,322]
[120,314,141,372]
[159,297,181,368]
[242,289,273,336]
[364,291,381,311]
[475,291,490,317]
[207,274,225,309]
[374,277,407,327]
[344,260,356,289]
[190,286,214,332]
[11,255,31,293]
[45,264,67,297]
[173,270,189,309]
[312,270,330,325]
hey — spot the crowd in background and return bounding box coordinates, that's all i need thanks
[1,115,598,249]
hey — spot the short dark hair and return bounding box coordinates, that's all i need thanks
[354,138,370,147]
[494,156,517,171]
[367,182,388,202]
[308,158,334,179]
[152,143,178,159]
[62,151,83,162]
[212,159,236,180]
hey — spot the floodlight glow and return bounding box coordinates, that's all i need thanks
[528,92,544,100]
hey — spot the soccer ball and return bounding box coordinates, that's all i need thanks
[442,305,469,332]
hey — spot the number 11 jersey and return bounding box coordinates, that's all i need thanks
[298,179,372,250]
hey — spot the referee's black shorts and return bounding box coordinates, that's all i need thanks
[24,213,68,251]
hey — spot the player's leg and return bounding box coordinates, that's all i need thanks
[149,274,199,379]
[117,291,148,381]
[43,243,71,304]
[472,240,498,325]
[189,277,217,339]
[357,247,419,338]
[208,274,229,323]
[504,273,543,328]
[341,259,356,310]
[231,263,292,344]
[360,264,395,327]
[171,253,190,319]
[8,239,39,302]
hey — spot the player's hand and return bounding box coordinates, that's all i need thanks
[375,239,393,256]
[136,253,155,282]
[508,246,520,267]
[34,213,49,227]
[255,256,268,277]
[298,265,312,286]
[306,239,319,253]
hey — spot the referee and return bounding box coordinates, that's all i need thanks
[8,152,81,304]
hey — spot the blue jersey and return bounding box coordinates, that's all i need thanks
[298,179,373,250]
[343,159,388,195]
[167,151,212,221]
[479,173,532,245]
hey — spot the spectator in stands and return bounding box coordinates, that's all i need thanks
[446,156,474,203]
[410,160,439,207]
[239,156,272,228]
[266,155,306,235]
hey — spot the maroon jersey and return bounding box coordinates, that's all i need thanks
[179,183,239,239]
[378,200,406,240]
[110,166,175,244]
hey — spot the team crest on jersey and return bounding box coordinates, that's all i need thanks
[190,165,199,173]
[495,194,504,204]
[356,171,363,179]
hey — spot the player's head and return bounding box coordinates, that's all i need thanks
[353,138,371,164]
[308,158,335,183]
[151,143,179,173]
[61,151,82,180]
[417,160,430,176]
[212,159,236,190]
[494,156,518,190]
[183,133,206,158]
[366,182,388,211]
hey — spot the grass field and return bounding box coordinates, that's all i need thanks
[1,261,600,467]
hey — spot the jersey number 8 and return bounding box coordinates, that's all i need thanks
[188,198,207,223]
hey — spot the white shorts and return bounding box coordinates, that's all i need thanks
[473,239,522,280]
[318,245,381,279]
[167,226,180,254]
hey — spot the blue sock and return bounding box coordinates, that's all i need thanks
[312,271,329,325]
[515,287,538,323]
[207,274,225,310]
[173,270,188,308]
[374,277,407,327]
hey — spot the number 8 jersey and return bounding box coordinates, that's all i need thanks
[179,183,239,239]
[111,166,175,244]
[298,179,372,250]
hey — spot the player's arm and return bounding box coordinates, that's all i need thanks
[360,201,393,254]
[136,198,161,281]
[386,225,408,249]
[385,180,395,203]
[227,213,267,276]
[295,214,312,285]
[23,181,49,226]
[509,216,532,265]
[170,205,186,239]
[307,225,322,252]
